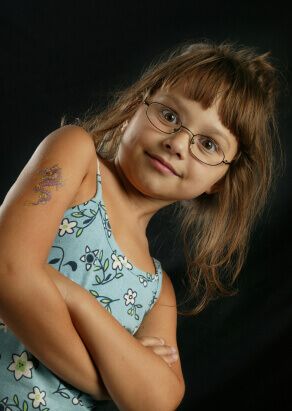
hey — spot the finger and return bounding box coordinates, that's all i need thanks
[160,354,179,367]
[150,345,177,356]
[136,336,165,347]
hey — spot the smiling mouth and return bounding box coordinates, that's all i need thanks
[146,152,179,177]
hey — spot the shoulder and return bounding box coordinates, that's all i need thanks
[42,125,96,156]
[36,125,97,181]
[0,125,97,270]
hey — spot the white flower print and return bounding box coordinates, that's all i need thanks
[111,253,122,270]
[28,386,47,408]
[139,276,148,287]
[119,255,133,270]
[58,218,77,236]
[80,245,99,270]
[124,288,137,306]
[112,253,133,270]
[72,397,83,406]
[7,351,33,380]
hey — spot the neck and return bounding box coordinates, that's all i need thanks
[101,156,174,235]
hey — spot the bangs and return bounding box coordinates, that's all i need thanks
[156,57,264,151]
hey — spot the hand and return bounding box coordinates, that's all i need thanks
[135,336,178,367]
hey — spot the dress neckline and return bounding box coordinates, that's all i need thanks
[96,155,159,278]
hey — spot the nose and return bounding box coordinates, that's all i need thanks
[162,128,191,158]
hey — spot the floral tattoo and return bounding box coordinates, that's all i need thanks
[24,163,64,206]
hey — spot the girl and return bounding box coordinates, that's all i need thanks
[0,40,281,410]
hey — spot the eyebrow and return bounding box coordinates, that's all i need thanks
[160,93,231,149]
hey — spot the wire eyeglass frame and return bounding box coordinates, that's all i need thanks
[143,99,233,167]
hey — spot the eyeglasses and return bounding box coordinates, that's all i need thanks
[143,99,232,167]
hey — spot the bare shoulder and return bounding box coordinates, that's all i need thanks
[0,125,97,271]
[41,125,96,158]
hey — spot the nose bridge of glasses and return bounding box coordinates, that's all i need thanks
[178,124,195,142]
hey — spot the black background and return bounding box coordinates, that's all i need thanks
[1,1,291,410]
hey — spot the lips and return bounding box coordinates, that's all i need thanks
[146,152,180,177]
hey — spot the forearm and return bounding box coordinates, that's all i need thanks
[0,263,110,400]
[65,277,184,411]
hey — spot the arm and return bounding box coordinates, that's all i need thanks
[0,126,110,399]
[49,265,185,411]
[0,263,110,400]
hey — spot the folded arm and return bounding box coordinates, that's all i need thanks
[49,264,185,411]
[0,262,110,400]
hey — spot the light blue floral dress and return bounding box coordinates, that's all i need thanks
[0,155,163,411]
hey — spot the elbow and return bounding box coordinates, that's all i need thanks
[0,261,43,306]
[168,383,185,411]
[164,378,185,411]
[174,392,185,411]
[150,380,186,411]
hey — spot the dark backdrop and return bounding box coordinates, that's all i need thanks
[1,1,291,410]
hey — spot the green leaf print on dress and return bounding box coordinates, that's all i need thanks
[58,200,99,239]
[52,381,96,409]
[124,289,143,321]
[89,289,120,313]
[88,249,127,285]
[0,395,33,411]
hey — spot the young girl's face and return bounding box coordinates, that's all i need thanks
[115,84,239,204]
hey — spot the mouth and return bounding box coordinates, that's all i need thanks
[146,152,180,177]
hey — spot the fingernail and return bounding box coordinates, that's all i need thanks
[160,338,164,344]
[171,347,177,353]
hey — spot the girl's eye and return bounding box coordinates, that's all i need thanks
[161,108,180,125]
[198,136,219,153]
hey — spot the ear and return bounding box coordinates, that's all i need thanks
[205,174,226,194]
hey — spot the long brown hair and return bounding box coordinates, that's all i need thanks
[61,39,283,316]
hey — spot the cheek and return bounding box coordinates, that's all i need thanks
[122,120,146,144]
[187,167,228,195]
[121,126,156,155]
[210,169,227,184]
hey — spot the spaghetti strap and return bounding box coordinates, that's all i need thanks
[96,154,100,175]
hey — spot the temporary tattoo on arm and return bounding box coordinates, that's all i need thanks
[24,163,64,206]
